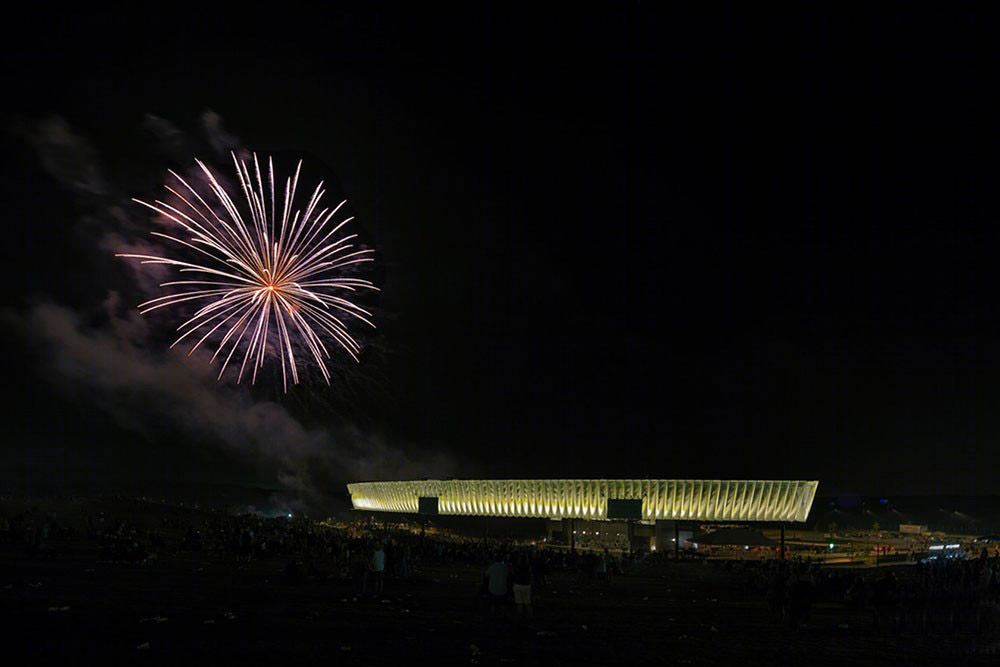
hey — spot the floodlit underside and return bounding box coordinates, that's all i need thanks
[347,479,819,523]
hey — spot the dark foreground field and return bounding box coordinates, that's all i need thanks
[2,548,999,666]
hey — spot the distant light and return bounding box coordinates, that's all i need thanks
[287,513,292,518]
[829,543,835,549]
[651,545,656,551]
[946,543,960,549]
[929,545,944,550]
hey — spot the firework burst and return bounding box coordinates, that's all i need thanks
[119,152,377,392]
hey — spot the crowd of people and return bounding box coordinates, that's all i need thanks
[3,503,999,634]
[729,552,1000,634]
[0,506,634,598]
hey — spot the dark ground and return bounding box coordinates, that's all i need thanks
[3,544,999,665]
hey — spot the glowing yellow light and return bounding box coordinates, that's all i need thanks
[346,480,818,524]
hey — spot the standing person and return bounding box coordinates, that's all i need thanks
[485,552,511,617]
[531,550,548,590]
[512,552,533,618]
[398,542,410,581]
[597,549,609,580]
[238,526,251,563]
[371,541,386,595]
[350,542,367,596]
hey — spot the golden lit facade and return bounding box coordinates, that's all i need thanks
[347,479,818,523]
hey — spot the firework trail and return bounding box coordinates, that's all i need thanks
[119,153,377,392]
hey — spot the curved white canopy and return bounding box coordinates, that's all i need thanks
[347,479,818,523]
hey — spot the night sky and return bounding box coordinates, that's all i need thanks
[2,14,997,507]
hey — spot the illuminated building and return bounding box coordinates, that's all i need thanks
[347,479,818,523]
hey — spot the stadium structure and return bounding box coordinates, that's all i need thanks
[347,479,818,523]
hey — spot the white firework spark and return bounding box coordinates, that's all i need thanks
[118,152,377,392]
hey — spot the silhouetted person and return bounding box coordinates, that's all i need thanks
[350,545,367,596]
[872,571,898,632]
[371,541,386,595]
[484,552,511,617]
[512,553,533,618]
